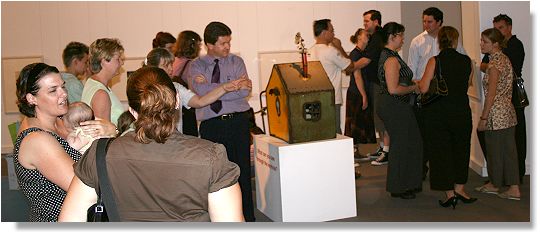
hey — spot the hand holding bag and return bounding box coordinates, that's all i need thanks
[512,73,529,108]
[416,56,448,107]
[87,138,120,222]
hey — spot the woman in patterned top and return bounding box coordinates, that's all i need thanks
[377,22,422,200]
[475,28,521,201]
[13,63,115,221]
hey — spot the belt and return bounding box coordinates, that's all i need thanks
[207,110,248,121]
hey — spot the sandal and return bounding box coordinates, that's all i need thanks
[474,185,499,194]
[497,191,521,201]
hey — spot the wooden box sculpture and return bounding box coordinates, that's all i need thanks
[265,61,336,143]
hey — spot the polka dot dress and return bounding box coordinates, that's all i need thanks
[13,127,82,222]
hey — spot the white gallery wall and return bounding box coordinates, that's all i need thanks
[1,1,533,178]
[1,1,402,152]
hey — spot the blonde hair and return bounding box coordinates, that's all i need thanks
[481,28,507,49]
[89,38,124,74]
[126,67,177,144]
[438,26,459,50]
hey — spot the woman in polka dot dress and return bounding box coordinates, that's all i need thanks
[13,63,115,221]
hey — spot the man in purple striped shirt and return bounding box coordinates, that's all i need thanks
[187,21,255,222]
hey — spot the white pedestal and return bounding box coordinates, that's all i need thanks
[254,134,356,222]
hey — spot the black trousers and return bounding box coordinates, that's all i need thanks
[422,110,472,191]
[200,112,255,221]
[478,107,527,183]
[515,108,527,181]
[182,107,198,137]
[377,95,423,194]
[413,105,429,180]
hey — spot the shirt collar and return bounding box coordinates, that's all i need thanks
[421,30,436,39]
[205,53,232,65]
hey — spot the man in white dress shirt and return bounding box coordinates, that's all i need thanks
[408,7,467,81]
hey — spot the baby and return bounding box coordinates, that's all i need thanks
[63,102,96,154]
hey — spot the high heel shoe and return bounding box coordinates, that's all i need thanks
[454,191,477,203]
[439,196,458,209]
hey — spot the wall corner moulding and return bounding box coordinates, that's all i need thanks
[2,56,44,114]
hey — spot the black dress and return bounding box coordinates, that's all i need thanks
[13,127,82,221]
[422,48,472,191]
[377,48,423,194]
[344,47,376,144]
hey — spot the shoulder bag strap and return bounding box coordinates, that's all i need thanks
[179,59,192,78]
[435,56,448,94]
[96,138,120,221]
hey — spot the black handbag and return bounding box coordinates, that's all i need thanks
[87,191,108,222]
[86,138,120,222]
[512,74,529,108]
[416,56,448,107]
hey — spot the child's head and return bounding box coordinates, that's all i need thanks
[144,48,175,77]
[116,111,135,137]
[63,102,94,132]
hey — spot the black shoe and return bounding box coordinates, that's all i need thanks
[391,191,416,199]
[370,151,388,166]
[367,146,383,159]
[454,192,477,204]
[439,196,458,209]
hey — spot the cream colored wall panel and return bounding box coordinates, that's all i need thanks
[2,1,410,152]
[87,2,109,41]
[256,2,314,51]
[39,2,62,68]
[179,2,239,43]
[236,2,260,93]
[461,2,480,64]
[57,2,92,51]
[161,1,183,35]
[312,1,331,20]
[375,1,401,25]
[1,2,42,57]
[329,2,365,49]
[107,2,162,56]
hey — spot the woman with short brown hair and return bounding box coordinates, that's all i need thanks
[59,67,244,222]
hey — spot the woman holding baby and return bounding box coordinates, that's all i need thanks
[13,63,116,221]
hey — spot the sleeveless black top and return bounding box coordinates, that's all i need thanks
[13,127,82,222]
[378,48,414,103]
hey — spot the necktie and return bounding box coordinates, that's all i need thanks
[210,59,222,113]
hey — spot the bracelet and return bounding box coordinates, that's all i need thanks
[480,117,488,120]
